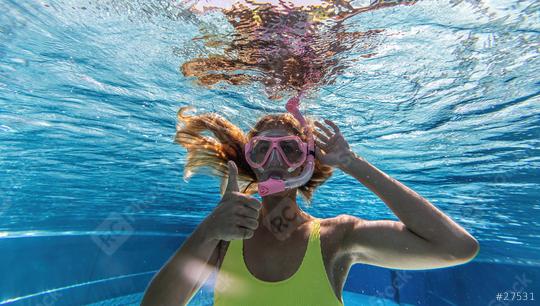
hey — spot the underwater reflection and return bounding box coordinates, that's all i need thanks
[181,0,418,98]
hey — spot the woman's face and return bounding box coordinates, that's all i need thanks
[249,128,304,183]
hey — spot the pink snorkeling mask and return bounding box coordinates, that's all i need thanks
[244,92,316,197]
[244,135,308,170]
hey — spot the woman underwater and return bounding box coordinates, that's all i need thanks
[142,1,478,305]
[141,93,480,305]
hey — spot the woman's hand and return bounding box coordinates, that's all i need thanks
[313,119,353,168]
[205,161,262,241]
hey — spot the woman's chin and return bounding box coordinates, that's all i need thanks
[259,173,288,182]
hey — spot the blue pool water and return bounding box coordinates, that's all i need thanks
[1,0,539,305]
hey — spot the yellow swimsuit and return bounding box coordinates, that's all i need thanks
[214,218,345,306]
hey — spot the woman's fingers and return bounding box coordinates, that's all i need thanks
[237,204,259,219]
[314,129,329,143]
[324,119,341,134]
[224,161,240,195]
[237,226,253,239]
[315,139,327,151]
[315,120,340,148]
[315,120,333,138]
[316,130,339,149]
[236,216,259,230]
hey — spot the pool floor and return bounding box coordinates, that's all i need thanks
[85,290,413,305]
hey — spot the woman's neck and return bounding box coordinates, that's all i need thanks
[259,189,312,241]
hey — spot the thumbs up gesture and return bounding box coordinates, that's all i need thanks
[206,161,262,241]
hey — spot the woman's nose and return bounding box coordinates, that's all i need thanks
[267,148,284,166]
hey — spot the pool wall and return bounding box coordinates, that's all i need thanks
[1,234,538,305]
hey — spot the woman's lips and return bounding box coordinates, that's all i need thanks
[266,170,285,179]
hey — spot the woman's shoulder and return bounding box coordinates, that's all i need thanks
[318,214,357,247]
[318,214,356,231]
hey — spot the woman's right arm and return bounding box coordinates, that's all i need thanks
[141,161,261,305]
[141,217,221,306]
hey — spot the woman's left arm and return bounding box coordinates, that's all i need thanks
[314,119,479,269]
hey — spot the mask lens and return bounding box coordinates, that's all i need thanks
[279,139,304,164]
[250,139,271,164]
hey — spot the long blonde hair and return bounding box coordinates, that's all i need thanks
[174,106,333,205]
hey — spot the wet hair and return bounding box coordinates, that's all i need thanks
[174,106,333,205]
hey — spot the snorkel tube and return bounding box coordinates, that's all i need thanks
[257,91,315,197]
